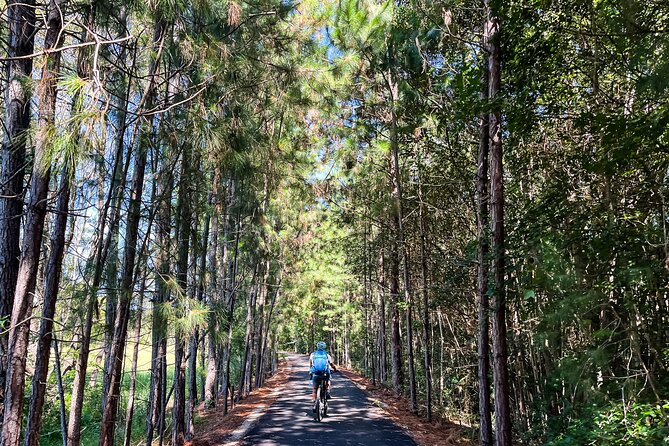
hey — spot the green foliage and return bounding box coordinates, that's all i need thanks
[546,401,669,446]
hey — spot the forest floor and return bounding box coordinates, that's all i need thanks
[188,353,472,446]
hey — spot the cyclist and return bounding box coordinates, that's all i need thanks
[309,341,338,407]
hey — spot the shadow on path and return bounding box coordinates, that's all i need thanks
[241,353,416,446]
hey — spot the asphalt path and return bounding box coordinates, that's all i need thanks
[240,353,417,446]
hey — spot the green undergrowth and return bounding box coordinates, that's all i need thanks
[544,401,669,446]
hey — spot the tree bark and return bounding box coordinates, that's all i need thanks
[223,198,242,414]
[173,137,193,446]
[24,168,71,446]
[486,1,512,443]
[123,278,146,446]
[417,159,432,422]
[146,132,174,446]
[254,258,270,388]
[377,250,387,384]
[1,2,64,443]
[389,245,403,394]
[52,337,68,446]
[188,212,209,437]
[0,1,35,413]
[239,263,259,399]
[477,22,493,445]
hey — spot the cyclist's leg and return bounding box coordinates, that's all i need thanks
[312,375,318,402]
[326,371,332,398]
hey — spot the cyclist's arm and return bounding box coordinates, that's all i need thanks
[327,354,338,372]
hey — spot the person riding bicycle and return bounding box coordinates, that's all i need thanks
[309,341,337,406]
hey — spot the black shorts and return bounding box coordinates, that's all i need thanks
[312,371,331,387]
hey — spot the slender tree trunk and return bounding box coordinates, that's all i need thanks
[259,269,282,387]
[123,280,146,446]
[223,200,242,414]
[254,258,270,388]
[239,264,259,399]
[1,3,64,443]
[24,168,71,446]
[0,1,35,413]
[477,23,493,445]
[204,176,220,408]
[187,331,199,439]
[486,1,512,443]
[378,250,387,384]
[146,139,174,446]
[417,161,432,422]
[389,247,403,394]
[188,212,209,436]
[387,64,417,412]
[173,142,193,446]
[53,337,68,446]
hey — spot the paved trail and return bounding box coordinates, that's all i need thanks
[240,353,417,446]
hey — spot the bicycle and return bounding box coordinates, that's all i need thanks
[312,372,329,422]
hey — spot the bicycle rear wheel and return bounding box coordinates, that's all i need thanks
[320,382,328,418]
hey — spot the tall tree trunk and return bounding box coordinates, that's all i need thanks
[254,258,270,388]
[223,198,242,414]
[0,1,35,414]
[173,141,193,446]
[146,136,174,446]
[1,2,64,443]
[24,168,71,446]
[486,1,512,443]
[417,160,432,422]
[377,250,387,384]
[188,212,209,437]
[477,23,493,446]
[259,269,283,387]
[100,14,168,445]
[387,62,415,407]
[53,337,68,446]
[239,264,259,399]
[389,246,403,394]
[123,278,146,446]
[204,174,222,408]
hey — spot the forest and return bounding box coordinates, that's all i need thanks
[0,0,667,445]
